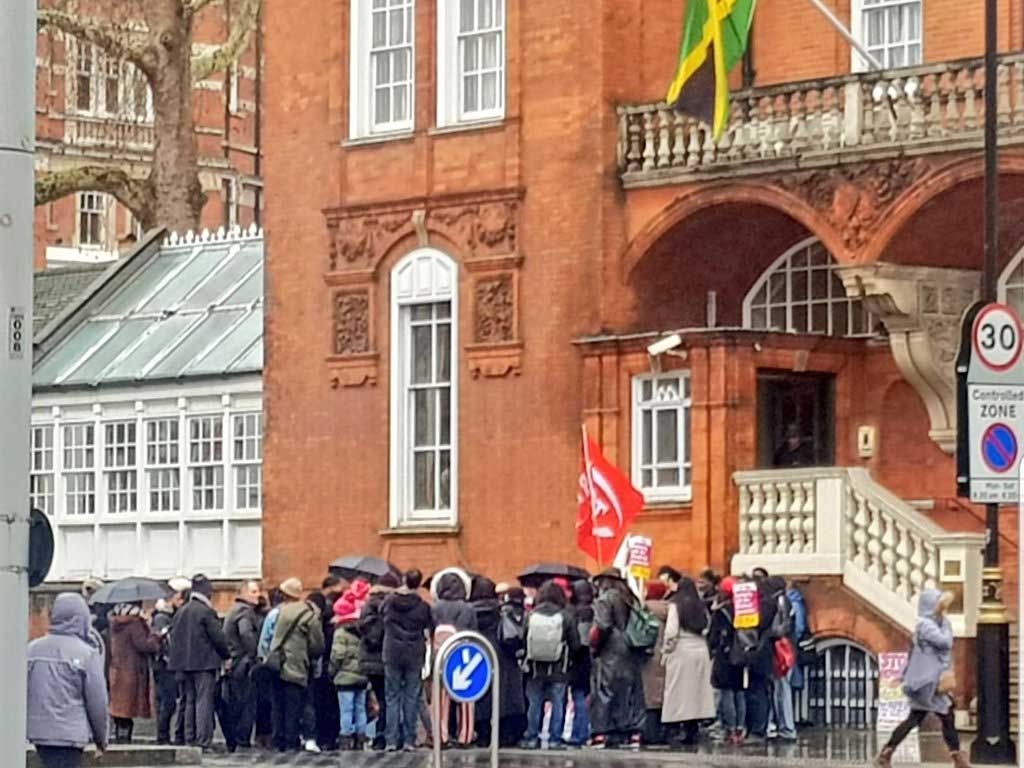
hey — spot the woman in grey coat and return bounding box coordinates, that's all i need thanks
[27,593,109,768]
[875,589,968,768]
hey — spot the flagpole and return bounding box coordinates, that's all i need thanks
[581,424,603,567]
[802,0,884,71]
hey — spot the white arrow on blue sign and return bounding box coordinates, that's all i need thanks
[442,640,492,703]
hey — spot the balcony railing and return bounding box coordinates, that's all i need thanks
[63,115,155,153]
[618,53,1024,186]
[731,467,985,637]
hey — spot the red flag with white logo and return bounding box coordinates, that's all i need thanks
[576,433,644,564]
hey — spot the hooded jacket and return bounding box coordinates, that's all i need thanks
[27,594,109,749]
[329,623,367,688]
[432,574,477,631]
[224,598,261,663]
[359,584,394,676]
[269,600,325,688]
[383,587,434,667]
[906,588,954,714]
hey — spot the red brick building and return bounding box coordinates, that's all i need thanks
[33,1,263,268]
[263,0,1024,724]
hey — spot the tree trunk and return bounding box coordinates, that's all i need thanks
[143,1,205,233]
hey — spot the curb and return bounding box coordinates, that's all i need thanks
[27,745,202,767]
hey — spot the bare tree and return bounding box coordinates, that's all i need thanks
[35,0,260,233]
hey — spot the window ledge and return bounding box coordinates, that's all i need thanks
[380,524,462,538]
[640,502,692,516]
[428,119,505,137]
[342,130,416,148]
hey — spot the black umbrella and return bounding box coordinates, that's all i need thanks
[329,555,401,583]
[516,562,591,589]
[89,577,171,606]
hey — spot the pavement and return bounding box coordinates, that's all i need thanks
[94,728,982,767]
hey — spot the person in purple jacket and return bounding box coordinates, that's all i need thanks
[27,593,109,768]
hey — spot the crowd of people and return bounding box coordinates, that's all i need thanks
[24,560,833,766]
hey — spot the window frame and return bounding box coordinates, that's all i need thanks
[68,39,154,121]
[631,372,693,504]
[742,237,875,339]
[103,420,138,515]
[350,0,416,140]
[850,0,923,72]
[188,414,225,513]
[437,0,506,128]
[30,426,55,515]
[232,412,263,511]
[77,191,108,249]
[389,248,459,528]
[62,422,96,516]
[145,417,181,514]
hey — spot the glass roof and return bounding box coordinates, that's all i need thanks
[35,227,264,388]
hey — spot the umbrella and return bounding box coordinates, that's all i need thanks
[516,563,591,589]
[89,577,171,606]
[329,555,401,583]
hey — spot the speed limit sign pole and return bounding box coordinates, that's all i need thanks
[957,324,1020,756]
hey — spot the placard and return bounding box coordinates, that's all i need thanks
[733,580,760,629]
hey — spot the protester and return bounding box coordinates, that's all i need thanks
[640,582,670,746]
[471,576,502,746]
[696,569,720,612]
[743,573,775,742]
[360,572,399,750]
[496,584,528,746]
[764,575,797,742]
[657,566,682,596]
[708,577,746,745]
[786,580,810,712]
[589,569,646,749]
[310,575,347,751]
[252,588,280,749]
[223,579,263,750]
[27,594,109,768]
[518,580,578,750]
[107,602,160,743]
[267,577,324,752]
[567,580,594,748]
[169,574,229,750]
[81,577,108,637]
[331,583,370,749]
[383,569,434,752]
[432,569,478,747]
[151,599,178,744]
[875,590,968,768]
[661,576,714,746]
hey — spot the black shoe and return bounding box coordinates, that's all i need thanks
[517,739,540,750]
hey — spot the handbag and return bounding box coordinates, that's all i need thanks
[938,669,957,695]
[773,637,796,678]
[262,608,311,677]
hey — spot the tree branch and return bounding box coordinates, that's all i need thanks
[186,0,221,13]
[38,9,154,75]
[190,0,260,82]
[36,166,153,226]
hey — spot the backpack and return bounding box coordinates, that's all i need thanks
[624,603,660,651]
[526,611,565,664]
[729,626,763,667]
[499,609,525,648]
[359,602,385,654]
[576,615,593,649]
[770,593,793,639]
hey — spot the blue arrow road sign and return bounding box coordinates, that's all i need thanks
[442,640,492,703]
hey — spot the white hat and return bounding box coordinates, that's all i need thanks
[168,576,192,593]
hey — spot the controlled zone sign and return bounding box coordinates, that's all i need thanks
[442,639,492,703]
[960,302,1024,503]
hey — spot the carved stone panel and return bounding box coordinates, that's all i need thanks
[474,274,515,343]
[327,213,409,271]
[333,290,371,356]
[779,158,933,250]
[430,199,518,259]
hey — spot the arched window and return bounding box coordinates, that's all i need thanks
[743,237,874,338]
[390,249,458,528]
[998,246,1024,318]
[796,638,879,729]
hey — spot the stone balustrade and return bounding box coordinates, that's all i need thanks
[618,53,1024,186]
[732,467,985,637]
[64,116,155,152]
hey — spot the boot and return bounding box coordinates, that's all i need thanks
[339,736,354,751]
[354,735,366,751]
[950,751,971,768]
[874,746,895,768]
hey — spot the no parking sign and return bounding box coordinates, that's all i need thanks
[957,302,1024,503]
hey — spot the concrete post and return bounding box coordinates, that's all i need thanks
[0,0,36,762]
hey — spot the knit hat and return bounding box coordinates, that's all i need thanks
[191,574,214,599]
[719,576,736,596]
[279,577,303,599]
[168,576,192,594]
[333,592,362,624]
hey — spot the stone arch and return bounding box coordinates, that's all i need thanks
[621,181,848,282]
[857,153,1024,266]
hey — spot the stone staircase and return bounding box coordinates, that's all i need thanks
[732,467,986,638]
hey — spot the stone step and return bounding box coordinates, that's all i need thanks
[27,745,200,767]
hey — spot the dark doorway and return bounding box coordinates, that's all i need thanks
[758,371,835,468]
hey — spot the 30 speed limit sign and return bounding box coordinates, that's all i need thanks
[972,303,1023,372]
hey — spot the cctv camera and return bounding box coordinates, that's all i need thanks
[647,333,682,357]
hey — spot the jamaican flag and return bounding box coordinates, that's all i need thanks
[666,0,756,139]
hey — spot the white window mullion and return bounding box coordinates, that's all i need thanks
[177,397,188,577]
[438,0,505,127]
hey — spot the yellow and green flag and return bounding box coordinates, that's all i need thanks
[666,0,756,139]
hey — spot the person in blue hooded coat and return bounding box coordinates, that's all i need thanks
[874,589,969,768]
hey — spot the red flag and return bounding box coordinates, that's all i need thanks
[576,436,644,564]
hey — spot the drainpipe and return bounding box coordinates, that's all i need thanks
[0,0,35,764]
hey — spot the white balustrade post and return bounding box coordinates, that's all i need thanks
[843,81,862,147]
[815,475,844,570]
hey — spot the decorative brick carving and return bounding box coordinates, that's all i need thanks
[779,158,933,249]
[333,290,370,356]
[327,213,408,271]
[474,274,515,343]
[429,200,518,258]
